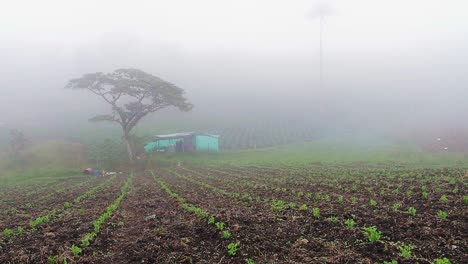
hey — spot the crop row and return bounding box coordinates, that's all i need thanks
[49,175,134,263]
[169,167,458,263]
[151,170,254,262]
[0,176,117,244]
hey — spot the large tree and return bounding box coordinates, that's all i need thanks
[66,68,193,162]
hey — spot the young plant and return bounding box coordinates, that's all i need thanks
[422,191,428,199]
[407,207,416,216]
[2,228,14,238]
[70,244,82,257]
[344,218,356,229]
[437,210,448,220]
[383,261,398,264]
[337,195,344,203]
[227,242,240,256]
[433,257,451,264]
[245,258,256,264]
[370,199,377,206]
[362,226,381,242]
[327,216,338,223]
[312,207,320,219]
[440,195,448,203]
[222,230,231,239]
[399,244,414,258]
[392,203,400,211]
[464,195,468,204]
[16,226,24,235]
[299,204,308,211]
[215,222,225,231]
[271,200,287,212]
[208,216,215,225]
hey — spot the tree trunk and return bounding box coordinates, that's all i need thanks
[124,132,135,163]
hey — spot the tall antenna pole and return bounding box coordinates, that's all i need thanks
[320,14,323,88]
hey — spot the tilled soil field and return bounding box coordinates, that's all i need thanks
[0,165,466,263]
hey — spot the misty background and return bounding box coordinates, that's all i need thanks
[1,0,468,153]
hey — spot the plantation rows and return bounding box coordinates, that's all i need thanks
[206,122,315,149]
[0,165,466,263]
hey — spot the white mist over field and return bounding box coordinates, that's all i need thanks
[1,0,467,142]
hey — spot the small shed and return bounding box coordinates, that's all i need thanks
[144,132,219,153]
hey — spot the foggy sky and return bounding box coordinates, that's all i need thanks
[1,0,468,135]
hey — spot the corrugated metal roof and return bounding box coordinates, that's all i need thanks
[154,132,195,139]
[153,132,220,140]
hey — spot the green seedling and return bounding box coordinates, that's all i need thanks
[399,244,414,258]
[362,226,381,242]
[440,195,448,203]
[208,216,215,225]
[344,218,356,229]
[299,204,308,211]
[245,258,256,264]
[407,207,416,216]
[370,199,377,206]
[222,230,231,239]
[227,242,240,256]
[70,244,82,257]
[215,222,225,231]
[3,228,14,238]
[312,207,320,219]
[433,257,452,264]
[437,210,448,219]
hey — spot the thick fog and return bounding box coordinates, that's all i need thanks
[1,0,468,140]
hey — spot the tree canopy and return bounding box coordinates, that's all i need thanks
[66,68,193,161]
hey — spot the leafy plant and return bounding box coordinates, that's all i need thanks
[16,226,24,235]
[3,228,14,238]
[47,255,58,264]
[245,258,256,264]
[312,207,320,219]
[271,199,287,212]
[440,195,448,203]
[407,207,416,216]
[215,222,225,231]
[63,202,72,209]
[70,244,82,257]
[392,203,400,211]
[422,191,428,199]
[370,199,377,206]
[362,226,381,242]
[222,230,231,239]
[383,261,398,264]
[299,204,308,211]
[327,216,338,223]
[464,195,468,204]
[399,244,414,258]
[344,218,356,229]
[227,242,240,256]
[208,216,215,225]
[433,257,451,264]
[338,195,344,203]
[437,210,448,220]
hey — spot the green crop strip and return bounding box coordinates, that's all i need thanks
[151,170,251,260]
[0,176,117,243]
[66,175,133,260]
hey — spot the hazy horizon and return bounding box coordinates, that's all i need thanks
[1,0,468,143]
